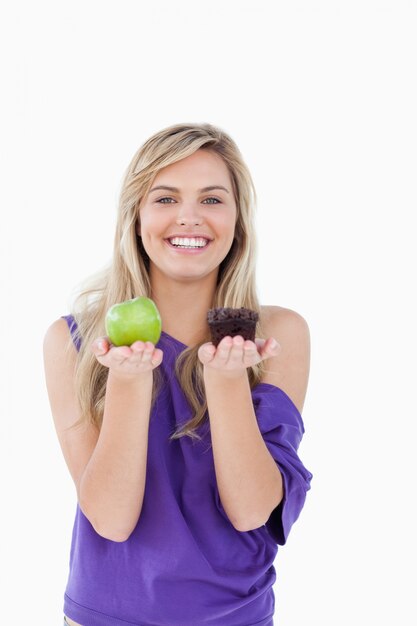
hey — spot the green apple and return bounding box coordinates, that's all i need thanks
[105,297,162,346]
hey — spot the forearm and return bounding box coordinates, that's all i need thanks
[79,370,153,541]
[204,369,283,532]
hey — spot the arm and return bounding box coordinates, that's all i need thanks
[79,369,153,542]
[203,365,283,531]
[43,318,162,542]
[199,308,310,532]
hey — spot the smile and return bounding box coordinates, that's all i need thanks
[167,237,210,249]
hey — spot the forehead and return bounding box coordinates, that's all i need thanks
[152,149,231,186]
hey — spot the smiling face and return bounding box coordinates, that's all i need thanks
[137,149,237,286]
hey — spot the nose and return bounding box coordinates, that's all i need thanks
[176,202,203,226]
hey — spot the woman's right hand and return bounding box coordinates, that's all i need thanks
[91,337,163,377]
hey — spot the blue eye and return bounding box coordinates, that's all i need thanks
[156,197,220,204]
[203,197,220,204]
[157,197,175,204]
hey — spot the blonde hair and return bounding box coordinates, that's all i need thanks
[68,123,266,440]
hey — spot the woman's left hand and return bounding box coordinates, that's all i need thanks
[198,335,281,374]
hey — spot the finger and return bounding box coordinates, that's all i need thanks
[198,342,216,364]
[130,340,145,350]
[128,342,149,368]
[105,343,130,359]
[259,337,281,358]
[151,348,164,367]
[134,341,155,363]
[255,338,267,352]
[216,336,233,363]
[227,335,245,365]
[243,339,260,364]
[91,337,110,356]
[126,341,152,361]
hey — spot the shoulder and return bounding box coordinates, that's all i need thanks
[43,317,79,376]
[42,317,80,436]
[43,317,75,355]
[258,305,310,414]
[260,305,310,344]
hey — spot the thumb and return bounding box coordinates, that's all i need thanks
[91,337,109,355]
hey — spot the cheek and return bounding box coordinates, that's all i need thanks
[218,212,237,243]
[138,209,159,237]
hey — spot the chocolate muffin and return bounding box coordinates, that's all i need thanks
[207,307,259,347]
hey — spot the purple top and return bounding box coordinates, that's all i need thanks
[61,314,312,626]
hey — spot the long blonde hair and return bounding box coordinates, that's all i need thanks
[68,123,266,440]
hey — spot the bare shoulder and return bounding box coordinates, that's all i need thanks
[43,316,75,353]
[43,318,99,498]
[259,305,310,414]
[260,305,310,342]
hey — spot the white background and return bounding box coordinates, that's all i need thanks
[1,1,416,624]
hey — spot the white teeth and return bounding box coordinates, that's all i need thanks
[169,237,209,248]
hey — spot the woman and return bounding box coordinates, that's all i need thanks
[43,123,312,626]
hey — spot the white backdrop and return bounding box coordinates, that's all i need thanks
[1,1,416,625]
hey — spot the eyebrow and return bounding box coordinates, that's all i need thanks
[149,185,230,194]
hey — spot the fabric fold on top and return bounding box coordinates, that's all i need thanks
[251,383,313,545]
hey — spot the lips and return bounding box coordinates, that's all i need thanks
[168,236,210,248]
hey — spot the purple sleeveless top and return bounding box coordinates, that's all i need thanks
[61,314,312,626]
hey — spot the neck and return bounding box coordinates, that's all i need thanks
[149,271,218,347]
